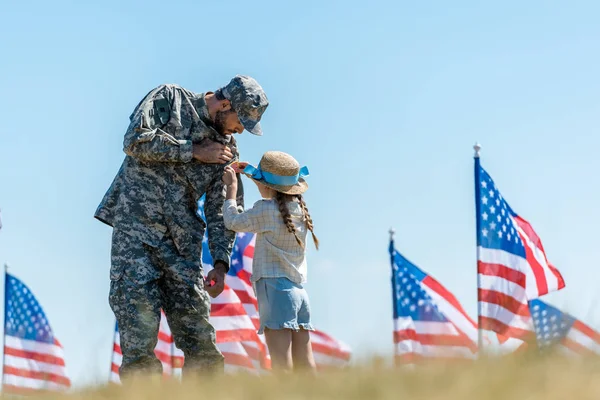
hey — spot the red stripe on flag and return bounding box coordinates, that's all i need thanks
[2,366,71,387]
[394,329,476,351]
[216,329,260,343]
[236,269,254,286]
[243,245,254,259]
[312,342,352,360]
[233,290,257,306]
[478,289,530,317]
[548,263,565,290]
[517,233,549,295]
[496,332,512,344]
[478,316,533,340]
[478,262,526,288]
[572,320,600,345]
[239,343,263,361]
[222,352,255,369]
[561,337,597,356]
[422,276,476,327]
[211,303,249,317]
[155,350,175,365]
[514,215,566,294]
[157,331,173,344]
[310,330,340,342]
[3,347,66,367]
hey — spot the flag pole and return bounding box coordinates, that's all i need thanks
[473,143,484,355]
[388,227,397,366]
[2,264,9,390]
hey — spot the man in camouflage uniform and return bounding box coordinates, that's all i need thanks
[94,75,269,379]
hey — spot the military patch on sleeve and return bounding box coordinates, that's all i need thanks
[150,96,171,126]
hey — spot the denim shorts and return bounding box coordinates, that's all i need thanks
[253,277,314,335]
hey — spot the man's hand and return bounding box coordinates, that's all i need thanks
[193,139,233,164]
[204,263,227,298]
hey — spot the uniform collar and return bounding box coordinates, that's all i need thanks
[194,92,212,126]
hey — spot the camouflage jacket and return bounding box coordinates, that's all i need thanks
[94,84,244,270]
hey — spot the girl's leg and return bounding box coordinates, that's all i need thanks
[264,328,293,372]
[291,328,317,373]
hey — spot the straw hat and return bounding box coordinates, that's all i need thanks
[242,151,309,195]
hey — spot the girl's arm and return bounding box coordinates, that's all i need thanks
[225,172,238,202]
[222,166,272,233]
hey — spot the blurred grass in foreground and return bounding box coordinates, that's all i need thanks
[12,353,600,400]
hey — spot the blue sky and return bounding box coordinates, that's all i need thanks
[2,0,600,387]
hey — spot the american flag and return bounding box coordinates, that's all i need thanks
[390,240,478,363]
[203,230,270,372]
[529,299,600,356]
[475,158,565,340]
[2,272,71,393]
[202,231,352,370]
[198,197,351,370]
[110,198,351,379]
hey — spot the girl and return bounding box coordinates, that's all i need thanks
[221,150,319,373]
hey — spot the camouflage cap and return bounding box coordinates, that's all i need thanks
[221,75,269,136]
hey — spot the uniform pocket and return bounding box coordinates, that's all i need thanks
[110,229,160,285]
[125,255,161,285]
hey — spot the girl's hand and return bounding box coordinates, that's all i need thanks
[231,161,249,174]
[222,166,237,186]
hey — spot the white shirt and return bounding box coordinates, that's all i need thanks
[222,198,308,284]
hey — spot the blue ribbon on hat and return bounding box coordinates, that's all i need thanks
[243,164,309,186]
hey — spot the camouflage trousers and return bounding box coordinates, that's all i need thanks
[108,228,224,380]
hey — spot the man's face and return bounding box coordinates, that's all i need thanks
[213,109,244,136]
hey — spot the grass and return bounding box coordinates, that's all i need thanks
[11,353,600,400]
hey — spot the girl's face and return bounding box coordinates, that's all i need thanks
[255,181,276,199]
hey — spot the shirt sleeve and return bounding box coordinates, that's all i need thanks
[222,199,273,233]
[122,85,194,163]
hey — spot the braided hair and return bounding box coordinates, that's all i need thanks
[297,194,319,250]
[275,192,304,249]
[274,192,319,251]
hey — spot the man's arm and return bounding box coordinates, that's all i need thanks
[122,86,233,164]
[204,171,237,273]
[203,167,247,298]
[122,86,196,163]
